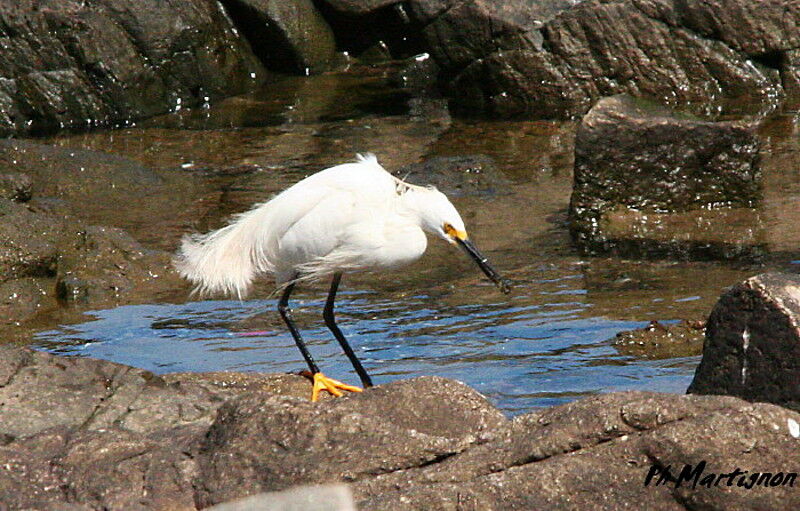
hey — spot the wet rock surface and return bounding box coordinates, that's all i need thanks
[569,94,763,260]
[689,272,800,412]
[615,319,706,359]
[0,0,266,136]
[405,0,794,117]
[0,139,188,330]
[3,343,799,510]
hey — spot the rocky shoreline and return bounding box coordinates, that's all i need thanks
[2,270,799,510]
[2,273,799,509]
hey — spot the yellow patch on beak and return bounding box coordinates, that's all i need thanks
[444,223,468,241]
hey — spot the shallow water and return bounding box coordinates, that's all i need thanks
[32,66,800,415]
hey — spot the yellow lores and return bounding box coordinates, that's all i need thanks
[444,222,468,241]
[176,154,510,402]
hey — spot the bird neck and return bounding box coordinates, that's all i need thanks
[397,187,437,234]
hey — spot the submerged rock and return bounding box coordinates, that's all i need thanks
[0,199,61,283]
[55,225,177,305]
[614,319,706,359]
[688,272,800,412]
[0,139,190,325]
[569,94,763,260]
[395,155,510,196]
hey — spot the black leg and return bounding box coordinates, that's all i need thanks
[277,281,321,375]
[323,272,374,387]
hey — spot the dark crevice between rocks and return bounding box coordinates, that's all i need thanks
[74,366,143,432]
[314,1,427,60]
[219,1,304,74]
[753,50,785,71]
[390,450,461,474]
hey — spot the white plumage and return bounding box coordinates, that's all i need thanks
[175,153,509,400]
[175,154,467,298]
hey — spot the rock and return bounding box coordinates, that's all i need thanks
[395,155,510,196]
[0,137,213,249]
[221,0,337,74]
[0,0,265,135]
[3,344,800,509]
[394,0,798,118]
[0,173,32,202]
[0,277,52,325]
[389,53,440,93]
[0,199,61,282]
[320,0,400,16]
[569,94,763,260]
[0,178,182,316]
[356,392,800,510]
[410,0,558,75]
[0,345,315,439]
[194,376,506,506]
[206,484,355,511]
[614,319,706,359]
[0,139,161,227]
[55,225,179,306]
[688,272,800,411]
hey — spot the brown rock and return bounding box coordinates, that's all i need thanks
[0,173,32,202]
[3,343,800,510]
[395,155,510,196]
[356,393,800,510]
[615,319,706,359]
[569,94,763,260]
[195,376,506,506]
[0,199,60,283]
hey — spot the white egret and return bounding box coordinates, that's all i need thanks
[175,154,510,401]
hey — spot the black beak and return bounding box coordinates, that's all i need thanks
[456,238,511,294]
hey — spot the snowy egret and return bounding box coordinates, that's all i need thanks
[175,154,510,401]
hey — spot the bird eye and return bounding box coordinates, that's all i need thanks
[443,223,456,237]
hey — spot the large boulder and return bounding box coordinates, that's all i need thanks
[569,94,763,260]
[356,392,800,510]
[0,0,266,135]
[688,272,800,411]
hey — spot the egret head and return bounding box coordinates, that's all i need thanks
[415,188,467,244]
[410,187,511,294]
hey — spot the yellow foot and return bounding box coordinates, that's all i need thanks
[311,372,362,402]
